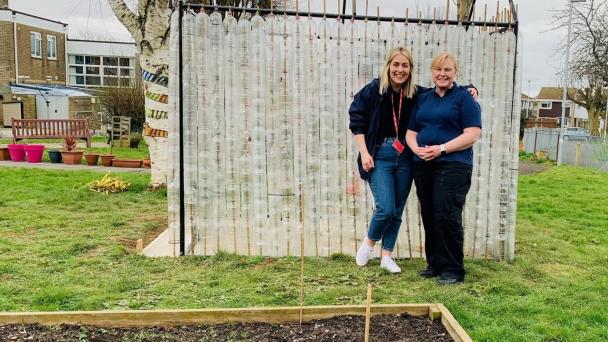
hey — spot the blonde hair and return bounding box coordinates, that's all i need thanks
[430,52,459,74]
[379,47,416,98]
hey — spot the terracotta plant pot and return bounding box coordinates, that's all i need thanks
[0,147,11,161]
[61,151,84,165]
[84,153,100,166]
[142,159,151,168]
[112,159,142,168]
[100,154,115,167]
[48,150,62,163]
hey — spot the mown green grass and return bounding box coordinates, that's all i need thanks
[0,166,606,341]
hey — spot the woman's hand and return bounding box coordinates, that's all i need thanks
[419,145,441,161]
[361,152,375,172]
[467,87,478,100]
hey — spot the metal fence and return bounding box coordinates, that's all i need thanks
[523,128,608,171]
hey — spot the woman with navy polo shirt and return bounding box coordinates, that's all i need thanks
[348,48,477,274]
[406,52,482,285]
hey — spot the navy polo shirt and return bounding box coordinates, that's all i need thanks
[407,83,482,165]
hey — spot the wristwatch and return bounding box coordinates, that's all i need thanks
[440,144,447,156]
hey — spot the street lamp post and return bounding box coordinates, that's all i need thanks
[604,87,608,141]
[558,0,586,165]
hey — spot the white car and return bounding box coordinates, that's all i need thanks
[563,127,590,141]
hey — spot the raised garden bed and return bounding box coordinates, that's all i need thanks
[0,304,471,341]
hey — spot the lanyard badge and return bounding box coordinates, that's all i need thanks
[391,89,405,154]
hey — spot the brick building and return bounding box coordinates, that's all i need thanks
[0,0,138,129]
[523,87,589,129]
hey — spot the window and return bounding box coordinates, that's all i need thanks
[30,32,42,58]
[68,54,135,87]
[85,56,100,65]
[85,66,100,75]
[120,68,132,76]
[104,57,118,66]
[104,67,118,76]
[47,35,57,59]
[69,66,83,74]
[69,75,85,85]
[540,101,552,109]
[86,76,101,86]
[104,77,119,86]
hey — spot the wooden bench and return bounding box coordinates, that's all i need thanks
[11,119,92,147]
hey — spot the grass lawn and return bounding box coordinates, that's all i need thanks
[0,165,606,341]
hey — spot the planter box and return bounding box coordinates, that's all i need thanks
[112,159,142,168]
[0,147,10,161]
[0,304,471,341]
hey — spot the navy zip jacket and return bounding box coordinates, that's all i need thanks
[348,79,422,181]
[349,80,474,181]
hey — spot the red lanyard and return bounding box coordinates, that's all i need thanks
[391,88,403,137]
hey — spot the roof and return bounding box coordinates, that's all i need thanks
[0,8,67,26]
[67,38,135,45]
[10,83,93,97]
[537,87,578,100]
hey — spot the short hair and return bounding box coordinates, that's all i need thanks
[430,52,459,73]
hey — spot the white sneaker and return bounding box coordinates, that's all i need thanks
[355,242,374,266]
[380,256,401,274]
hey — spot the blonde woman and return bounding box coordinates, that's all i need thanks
[406,52,482,285]
[349,47,476,273]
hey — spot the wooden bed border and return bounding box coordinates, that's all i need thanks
[0,304,471,341]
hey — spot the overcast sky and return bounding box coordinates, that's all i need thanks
[8,0,572,96]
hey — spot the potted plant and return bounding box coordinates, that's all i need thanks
[129,132,142,149]
[84,153,100,166]
[60,136,84,165]
[48,149,62,163]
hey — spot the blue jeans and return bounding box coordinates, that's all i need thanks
[367,138,413,252]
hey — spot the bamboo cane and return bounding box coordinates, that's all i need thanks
[364,283,373,342]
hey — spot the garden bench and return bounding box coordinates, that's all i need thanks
[11,119,92,147]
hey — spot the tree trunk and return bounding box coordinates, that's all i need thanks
[457,0,475,21]
[108,0,291,188]
[109,0,172,188]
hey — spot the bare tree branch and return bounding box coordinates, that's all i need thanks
[108,0,140,39]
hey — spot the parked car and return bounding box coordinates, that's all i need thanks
[563,127,590,141]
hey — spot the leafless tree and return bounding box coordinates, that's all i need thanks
[554,0,608,134]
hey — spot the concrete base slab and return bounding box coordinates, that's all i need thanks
[142,228,175,257]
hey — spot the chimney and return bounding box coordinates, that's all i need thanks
[0,0,8,9]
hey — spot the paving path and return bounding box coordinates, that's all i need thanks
[0,160,149,173]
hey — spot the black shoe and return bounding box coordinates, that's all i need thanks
[419,268,439,278]
[436,276,463,285]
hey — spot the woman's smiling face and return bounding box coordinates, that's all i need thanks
[389,53,411,89]
[432,58,457,90]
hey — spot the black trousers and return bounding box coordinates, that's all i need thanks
[413,161,472,280]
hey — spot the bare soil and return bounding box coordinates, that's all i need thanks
[518,160,550,175]
[0,314,454,341]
